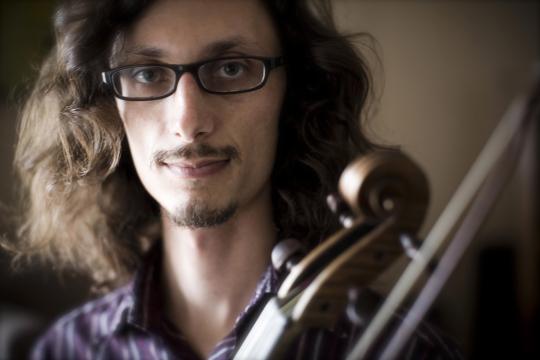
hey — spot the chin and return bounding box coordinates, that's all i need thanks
[165,200,238,229]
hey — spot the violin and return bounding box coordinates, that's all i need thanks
[233,149,430,359]
[233,68,540,360]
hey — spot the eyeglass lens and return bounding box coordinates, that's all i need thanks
[112,58,267,99]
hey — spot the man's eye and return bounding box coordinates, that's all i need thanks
[218,61,246,78]
[131,68,163,83]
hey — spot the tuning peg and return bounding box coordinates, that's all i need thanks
[400,233,437,273]
[346,287,383,327]
[271,238,306,274]
[326,193,355,228]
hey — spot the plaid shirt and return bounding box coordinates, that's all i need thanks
[31,245,462,360]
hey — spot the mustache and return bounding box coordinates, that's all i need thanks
[152,143,240,166]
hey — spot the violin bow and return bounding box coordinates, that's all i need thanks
[348,67,540,359]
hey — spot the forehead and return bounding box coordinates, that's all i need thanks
[121,0,281,63]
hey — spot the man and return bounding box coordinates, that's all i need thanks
[9,0,460,358]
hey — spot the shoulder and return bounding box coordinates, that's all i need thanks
[30,284,133,360]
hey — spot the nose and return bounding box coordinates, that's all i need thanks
[165,73,215,142]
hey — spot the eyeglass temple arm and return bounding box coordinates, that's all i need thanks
[101,72,110,85]
[269,57,285,69]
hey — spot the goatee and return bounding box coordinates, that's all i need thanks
[167,201,237,228]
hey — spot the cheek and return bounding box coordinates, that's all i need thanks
[242,74,285,137]
[256,87,284,162]
[116,101,160,169]
[236,97,281,175]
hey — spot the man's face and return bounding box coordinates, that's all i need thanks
[115,0,286,228]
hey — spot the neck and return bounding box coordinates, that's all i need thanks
[160,190,276,358]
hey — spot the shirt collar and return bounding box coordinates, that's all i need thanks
[233,261,280,330]
[126,243,164,331]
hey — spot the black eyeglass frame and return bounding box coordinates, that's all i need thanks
[101,56,285,101]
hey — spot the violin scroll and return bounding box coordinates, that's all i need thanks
[339,150,430,234]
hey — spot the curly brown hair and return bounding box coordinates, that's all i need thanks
[6,0,376,289]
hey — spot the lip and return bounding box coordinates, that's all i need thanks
[162,158,230,178]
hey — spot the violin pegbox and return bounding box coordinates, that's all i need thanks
[277,151,430,328]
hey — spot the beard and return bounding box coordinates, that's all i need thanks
[166,200,238,229]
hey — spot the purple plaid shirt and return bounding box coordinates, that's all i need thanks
[31,246,462,360]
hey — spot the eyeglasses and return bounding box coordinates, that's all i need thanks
[101,56,284,101]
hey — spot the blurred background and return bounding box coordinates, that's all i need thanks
[1,0,539,358]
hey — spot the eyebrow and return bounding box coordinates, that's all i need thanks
[120,36,264,64]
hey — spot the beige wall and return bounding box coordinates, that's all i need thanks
[334,0,539,352]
